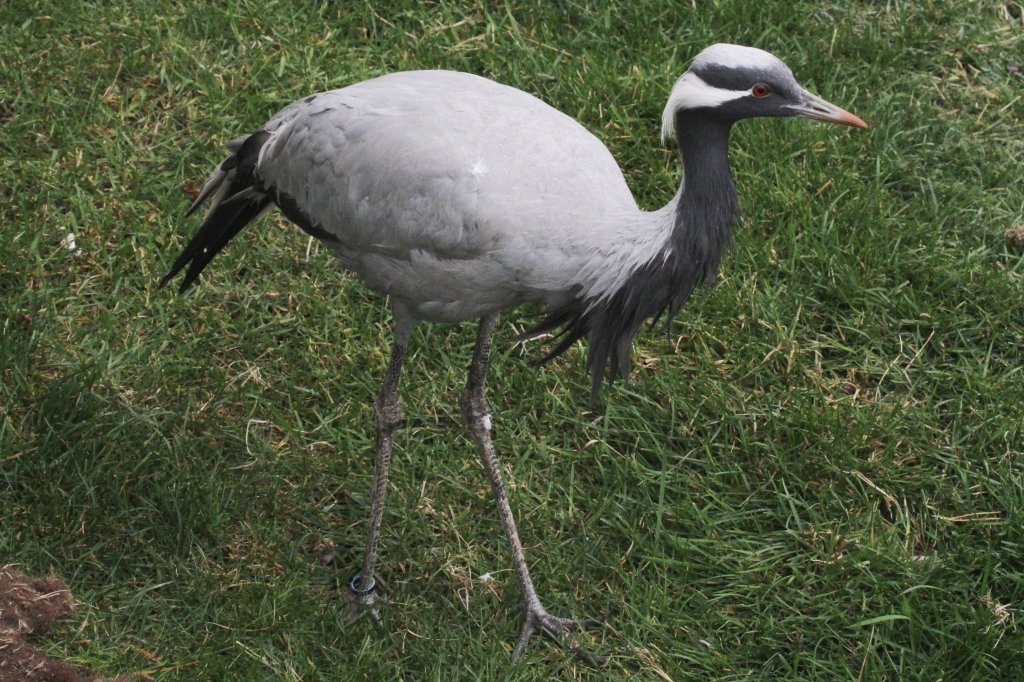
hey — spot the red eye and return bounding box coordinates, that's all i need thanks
[752,83,771,98]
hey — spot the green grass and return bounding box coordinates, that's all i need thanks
[2,0,1023,679]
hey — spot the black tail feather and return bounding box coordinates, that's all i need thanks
[161,195,272,293]
[161,131,271,293]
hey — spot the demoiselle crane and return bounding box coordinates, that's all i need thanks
[162,44,866,662]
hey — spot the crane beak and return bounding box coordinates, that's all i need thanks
[790,89,868,128]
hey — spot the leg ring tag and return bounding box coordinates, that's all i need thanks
[350,574,377,594]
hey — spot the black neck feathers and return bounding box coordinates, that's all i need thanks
[671,112,738,295]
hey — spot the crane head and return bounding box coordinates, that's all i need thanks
[661,43,867,142]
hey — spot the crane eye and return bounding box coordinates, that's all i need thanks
[751,83,771,98]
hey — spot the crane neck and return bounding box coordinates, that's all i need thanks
[657,110,738,308]
[673,112,738,251]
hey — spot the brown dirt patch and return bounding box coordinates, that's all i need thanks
[1005,224,1024,248]
[0,564,142,682]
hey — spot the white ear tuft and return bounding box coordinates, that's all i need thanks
[660,75,684,142]
[661,72,749,142]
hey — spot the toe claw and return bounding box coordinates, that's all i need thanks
[511,619,536,662]
[567,639,607,667]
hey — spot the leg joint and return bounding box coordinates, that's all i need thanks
[375,395,405,432]
[458,389,491,431]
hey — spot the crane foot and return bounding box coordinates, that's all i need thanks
[511,602,606,665]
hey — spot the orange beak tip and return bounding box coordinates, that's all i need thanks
[847,114,869,129]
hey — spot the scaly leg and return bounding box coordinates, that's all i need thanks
[348,316,415,624]
[459,314,604,663]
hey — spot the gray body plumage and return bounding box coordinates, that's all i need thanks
[263,72,649,320]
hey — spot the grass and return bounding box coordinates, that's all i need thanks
[2,0,1023,679]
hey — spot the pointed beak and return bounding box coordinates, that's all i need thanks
[789,89,867,128]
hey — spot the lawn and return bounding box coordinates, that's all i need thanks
[2,0,1023,679]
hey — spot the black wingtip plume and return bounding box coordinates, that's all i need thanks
[161,131,272,293]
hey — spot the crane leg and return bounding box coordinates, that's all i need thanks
[348,319,415,625]
[459,315,605,664]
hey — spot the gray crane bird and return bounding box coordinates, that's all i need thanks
[162,44,866,662]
